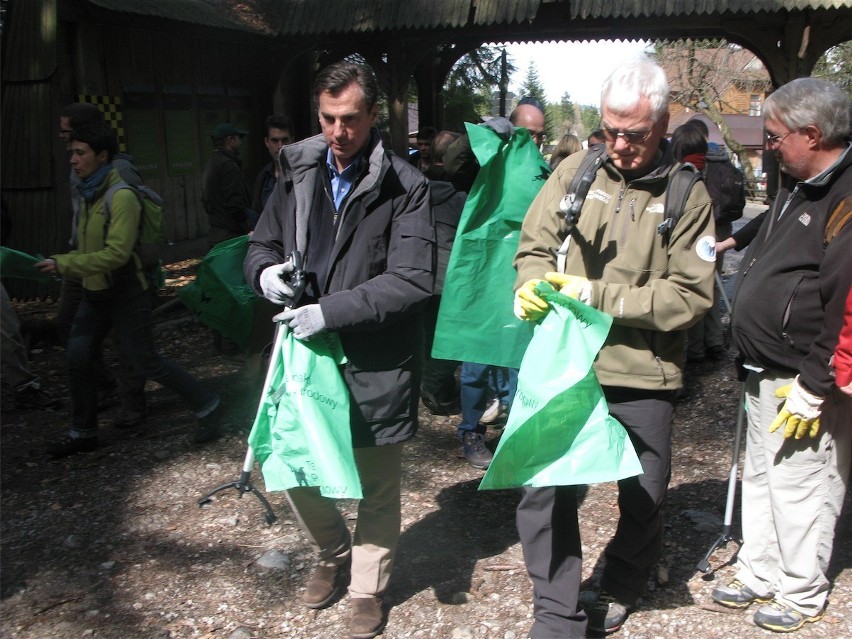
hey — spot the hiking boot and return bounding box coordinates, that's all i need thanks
[194,399,223,444]
[350,596,385,639]
[586,590,631,635]
[461,431,492,469]
[302,559,350,609]
[112,407,147,429]
[711,578,772,609]
[47,434,99,459]
[14,380,61,410]
[753,598,824,632]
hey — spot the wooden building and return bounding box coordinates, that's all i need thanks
[2,0,849,297]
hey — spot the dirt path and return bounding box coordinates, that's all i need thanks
[1,281,849,639]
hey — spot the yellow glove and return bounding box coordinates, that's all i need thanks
[545,272,592,303]
[768,377,823,439]
[513,279,548,321]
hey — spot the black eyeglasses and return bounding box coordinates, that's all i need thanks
[602,125,652,145]
[765,130,796,148]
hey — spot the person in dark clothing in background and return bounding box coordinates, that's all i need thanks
[202,123,254,247]
[251,113,294,215]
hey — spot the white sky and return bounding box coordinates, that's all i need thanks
[500,40,651,107]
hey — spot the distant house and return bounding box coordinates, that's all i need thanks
[663,46,772,177]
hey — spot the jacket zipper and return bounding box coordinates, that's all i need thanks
[780,276,803,346]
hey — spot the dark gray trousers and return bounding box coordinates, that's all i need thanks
[516,389,675,637]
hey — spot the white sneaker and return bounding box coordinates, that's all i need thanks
[480,398,502,424]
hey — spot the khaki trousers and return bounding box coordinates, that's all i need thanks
[286,443,403,598]
[735,370,851,616]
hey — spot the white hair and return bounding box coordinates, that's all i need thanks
[601,56,670,122]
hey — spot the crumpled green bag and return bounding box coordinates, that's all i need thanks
[0,247,51,282]
[178,235,257,349]
[247,327,362,499]
[432,123,551,369]
[480,283,642,490]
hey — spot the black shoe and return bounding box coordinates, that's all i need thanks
[461,431,493,469]
[194,400,223,444]
[47,435,99,459]
[586,590,631,635]
[14,380,61,410]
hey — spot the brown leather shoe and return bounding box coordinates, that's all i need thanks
[302,560,349,609]
[350,596,385,639]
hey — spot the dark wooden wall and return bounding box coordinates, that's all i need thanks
[1,1,275,298]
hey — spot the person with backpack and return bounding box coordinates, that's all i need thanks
[711,77,852,634]
[685,119,746,362]
[35,121,223,458]
[57,102,149,427]
[512,57,716,637]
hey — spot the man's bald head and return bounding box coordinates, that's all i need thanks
[510,104,546,145]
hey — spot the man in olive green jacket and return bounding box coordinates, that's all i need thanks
[512,58,715,638]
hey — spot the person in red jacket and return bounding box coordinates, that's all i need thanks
[835,285,852,396]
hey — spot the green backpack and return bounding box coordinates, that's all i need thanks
[103,181,168,287]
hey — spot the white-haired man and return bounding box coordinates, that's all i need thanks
[513,57,716,637]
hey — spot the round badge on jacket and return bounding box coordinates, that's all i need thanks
[696,235,717,262]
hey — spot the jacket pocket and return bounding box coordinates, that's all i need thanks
[779,272,820,351]
[343,360,413,423]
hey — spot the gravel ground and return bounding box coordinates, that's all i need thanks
[1,249,849,639]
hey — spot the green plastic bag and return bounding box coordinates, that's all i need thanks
[247,328,362,499]
[480,283,642,490]
[0,247,51,283]
[178,235,257,349]
[432,123,551,369]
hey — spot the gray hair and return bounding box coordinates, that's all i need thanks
[601,56,669,122]
[764,77,850,146]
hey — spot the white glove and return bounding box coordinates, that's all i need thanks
[259,261,295,305]
[274,304,326,341]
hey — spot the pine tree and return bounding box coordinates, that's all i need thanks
[519,62,551,141]
[520,62,547,105]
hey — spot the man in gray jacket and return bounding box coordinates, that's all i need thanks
[244,61,434,639]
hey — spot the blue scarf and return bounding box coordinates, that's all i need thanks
[76,164,113,202]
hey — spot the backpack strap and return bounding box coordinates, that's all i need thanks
[102,180,133,234]
[556,146,607,273]
[824,196,852,246]
[559,145,607,226]
[658,162,703,242]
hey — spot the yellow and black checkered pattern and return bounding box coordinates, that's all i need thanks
[76,94,127,152]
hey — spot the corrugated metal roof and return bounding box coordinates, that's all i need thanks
[85,1,851,36]
[569,0,850,19]
[86,0,279,35]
